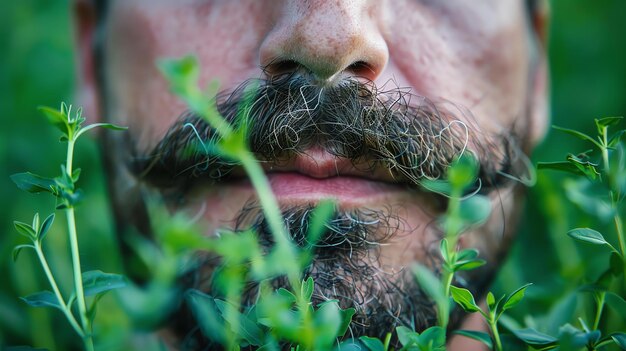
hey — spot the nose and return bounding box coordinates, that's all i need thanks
[259,0,388,83]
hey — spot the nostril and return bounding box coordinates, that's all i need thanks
[347,61,376,80]
[263,59,301,77]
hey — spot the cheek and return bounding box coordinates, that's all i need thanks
[382,1,530,135]
[104,1,271,151]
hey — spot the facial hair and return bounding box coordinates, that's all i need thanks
[130,72,528,346]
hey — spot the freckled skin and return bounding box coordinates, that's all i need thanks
[76,0,548,349]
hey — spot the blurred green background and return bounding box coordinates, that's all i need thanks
[1,0,625,349]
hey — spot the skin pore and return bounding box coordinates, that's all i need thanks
[75,0,548,349]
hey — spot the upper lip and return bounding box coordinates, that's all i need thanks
[235,148,405,185]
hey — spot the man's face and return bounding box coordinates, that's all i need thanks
[78,0,547,343]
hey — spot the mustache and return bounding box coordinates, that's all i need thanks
[132,73,522,192]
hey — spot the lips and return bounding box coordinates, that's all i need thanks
[215,148,410,205]
[263,148,401,199]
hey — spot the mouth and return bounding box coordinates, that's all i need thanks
[258,148,413,204]
[172,147,422,209]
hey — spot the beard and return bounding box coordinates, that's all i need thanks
[121,72,530,347]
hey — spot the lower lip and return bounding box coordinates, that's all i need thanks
[262,172,404,202]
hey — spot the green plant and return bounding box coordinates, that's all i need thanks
[11,103,127,351]
[158,55,355,350]
[10,57,626,351]
[520,117,626,351]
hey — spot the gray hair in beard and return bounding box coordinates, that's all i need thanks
[130,73,525,347]
[134,73,517,192]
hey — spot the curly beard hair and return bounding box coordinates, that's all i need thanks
[127,73,529,349]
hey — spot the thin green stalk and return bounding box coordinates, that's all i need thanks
[240,151,314,347]
[602,127,610,176]
[593,292,606,330]
[488,318,503,351]
[239,152,299,283]
[383,332,392,351]
[439,189,462,329]
[600,129,626,256]
[615,214,626,258]
[239,153,289,249]
[65,139,94,351]
[34,243,84,337]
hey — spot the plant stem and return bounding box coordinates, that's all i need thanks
[383,332,392,351]
[593,292,606,330]
[615,214,626,258]
[601,127,610,176]
[34,243,84,337]
[65,139,94,351]
[239,151,315,347]
[239,152,299,282]
[439,189,462,329]
[489,318,503,351]
[601,130,626,257]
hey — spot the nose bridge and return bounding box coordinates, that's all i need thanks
[261,0,388,82]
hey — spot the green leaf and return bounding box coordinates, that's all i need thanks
[458,195,491,225]
[301,277,314,302]
[157,56,200,97]
[71,168,81,183]
[185,290,227,344]
[606,292,626,321]
[11,172,56,194]
[566,153,600,180]
[502,283,532,312]
[215,231,260,264]
[511,328,558,347]
[454,330,493,349]
[454,259,487,271]
[595,117,623,137]
[564,179,614,220]
[608,130,626,148]
[412,264,446,313]
[31,213,40,233]
[359,336,385,351]
[276,288,297,304]
[75,123,128,139]
[337,340,363,351]
[313,300,343,347]
[439,239,449,263]
[20,291,63,311]
[552,125,603,150]
[420,179,452,195]
[14,221,36,240]
[38,105,69,136]
[558,324,597,349]
[418,326,446,350]
[82,270,127,297]
[567,228,617,251]
[611,333,626,349]
[596,116,623,128]
[87,292,107,323]
[486,292,496,311]
[306,200,335,248]
[337,307,356,338]
[448,154,478,190]
[215,299,263,346]
[450,285,481,313]
[537,161,585,176]
[396,326,420,346]
[12,244,35,261]
[457,248,479,261]
[38,214,55,242]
